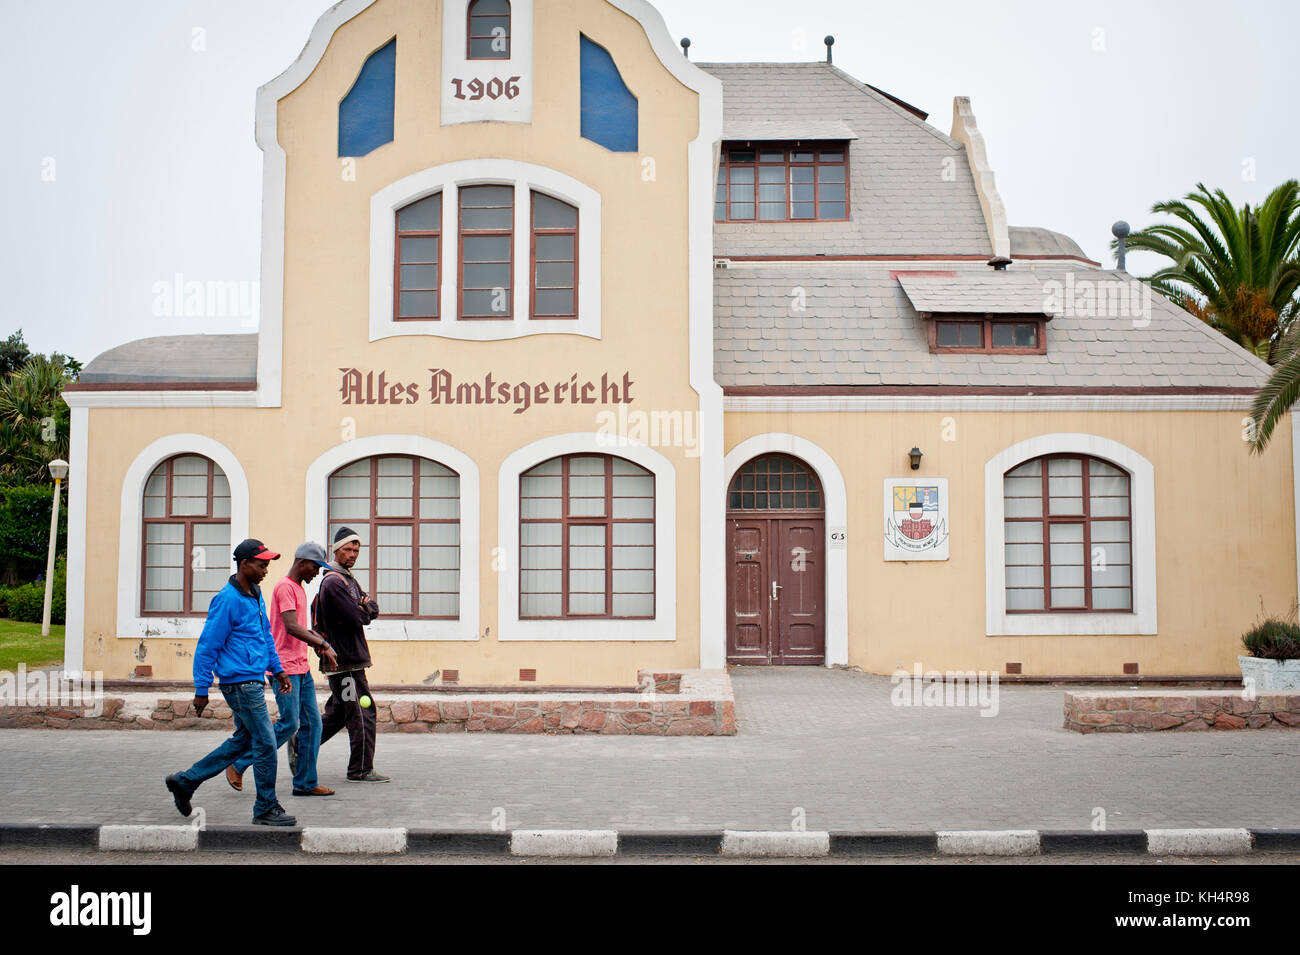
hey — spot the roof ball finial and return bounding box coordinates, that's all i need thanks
[824,35,835,64]
[680,37,691,58]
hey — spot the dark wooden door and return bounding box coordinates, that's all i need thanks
[726,516,825,665]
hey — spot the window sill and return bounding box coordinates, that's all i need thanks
[987,611,1155,636]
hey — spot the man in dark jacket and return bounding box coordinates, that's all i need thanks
[316,526,389,782]
[164,539,297,826]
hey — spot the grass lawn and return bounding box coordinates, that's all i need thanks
[0,619,64,671]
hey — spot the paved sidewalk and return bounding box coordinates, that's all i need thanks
[1,668,1296,831]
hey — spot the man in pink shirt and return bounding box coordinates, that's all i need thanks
[226,542,339,797]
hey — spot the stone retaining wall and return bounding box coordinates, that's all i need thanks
[1065,690,1300,733]
[0,671,733,735]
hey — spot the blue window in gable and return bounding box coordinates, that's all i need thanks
[580,35,637,153]
[338,38,396,158]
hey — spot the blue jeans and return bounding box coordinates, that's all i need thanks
[232,673,321,791]
[176,681,279,818]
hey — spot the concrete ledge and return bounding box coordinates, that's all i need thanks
[1,824,1291,857]
[511,829,619,857]
[830,832,939,856]
[407,830,511,855]
[99,825,198,852]
[198,826,303,853]
[721,830,830,857]
[937,829,1040,856]
[1040,830,1148,854]
[301,826,407,855]
[0,824,99,849]
[1146,828,1253,856]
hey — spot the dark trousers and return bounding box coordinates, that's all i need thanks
[320,669,376,778]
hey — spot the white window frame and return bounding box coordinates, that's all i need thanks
[305,435,480,642]
[985,433,1156,636]
[117,435,249,639]
[370,159,600,342]
[498,433,675,640]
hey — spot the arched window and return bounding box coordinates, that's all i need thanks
[531,192,578,318]
[394,192,442,320]
[519,454,654,618]
[467,0,511,60]
[1003,454,1131,612]
[328,455,461,619]
[142,455,231,615]
[727,454,822,511]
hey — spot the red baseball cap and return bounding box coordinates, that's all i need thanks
[233,539,280,562]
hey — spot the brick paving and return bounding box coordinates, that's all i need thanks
[0,667,1296,832]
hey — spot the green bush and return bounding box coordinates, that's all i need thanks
[0,484,67,584]
[1,558,65,624]
[1242,617,1300,661]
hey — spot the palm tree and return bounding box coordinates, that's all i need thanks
[1116,180,1300,362]
[0,356,74,484]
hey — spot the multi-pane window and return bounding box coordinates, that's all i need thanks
[933,318,1042,352]
[328,456,461,619]
[531,192,578,318]
[519,455,654,618]
[459,184,514,319]
[1004,455,1132,612]
[142,455,230,615]
[467,0,510,60]
[727,455,822,510]
[394,192,441,320]
[714,143,848,221]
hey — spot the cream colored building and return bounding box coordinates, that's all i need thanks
[63,0,1298,686]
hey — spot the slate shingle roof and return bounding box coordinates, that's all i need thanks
[699,62,992,258]
[78,334,258,385]
[897,273,1057,317]
[713,265,1272,389]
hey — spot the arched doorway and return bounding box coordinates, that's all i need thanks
[726,454,826,665]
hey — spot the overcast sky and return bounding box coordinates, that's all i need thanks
[2,0,1295,364]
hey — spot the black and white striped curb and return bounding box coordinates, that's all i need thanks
[2,825,1298,857]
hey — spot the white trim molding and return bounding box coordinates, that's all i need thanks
[725,395,1258,414]
[985,433,1157,636]
[440,0,534,126]
[63,406,89,675]
[304,435,480,642]
[370,160,601,342]
[116,435,251,640]
[497,433,676,641]
[722,434,849,667]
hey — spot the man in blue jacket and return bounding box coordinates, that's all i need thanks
[164,539,297,826]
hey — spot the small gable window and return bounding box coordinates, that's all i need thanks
[715,143,848,222]
[468,0,511,60]
[930,316,1045,354]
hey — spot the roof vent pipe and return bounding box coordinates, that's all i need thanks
[680,37,690,58]
[824,36,835,64]
[1112,220,1130,272]
[987,256,1012,271]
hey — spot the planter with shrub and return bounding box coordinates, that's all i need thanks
[1239,616,1300,691]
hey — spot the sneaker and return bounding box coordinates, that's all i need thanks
[346,770,391,783]
[288,735,299,776]
[164,774,192,818]
[225,765,244,792]
[252,805,298,827]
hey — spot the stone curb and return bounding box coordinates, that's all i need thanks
[3,825,1298,856]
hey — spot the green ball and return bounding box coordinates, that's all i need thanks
[360,695,372,708]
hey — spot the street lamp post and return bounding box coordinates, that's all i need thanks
[42,458,69,637]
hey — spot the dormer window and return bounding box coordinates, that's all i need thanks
[929,315,1046,354]
[467,0,511,60]
[715,142,848,222]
